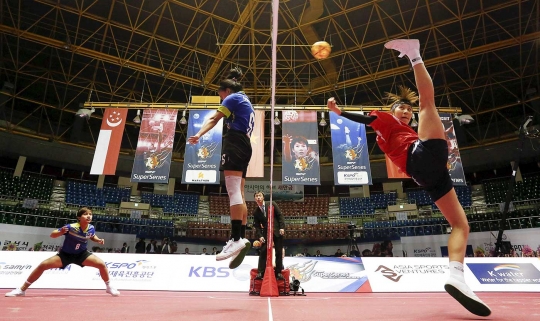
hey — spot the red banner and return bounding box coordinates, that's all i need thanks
[90,109,128,175]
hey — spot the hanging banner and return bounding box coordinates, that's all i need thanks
[182,109,224,184]
[243,180,304,202]
[440,113,466,186]
[131,109,177,183]
[90,109,128,175]
[246,110,265,177]
[282,110,320,185]
[330,112,372,185]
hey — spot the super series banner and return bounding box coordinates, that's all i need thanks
[282,110,320,185]
[440,112,466,186]
[330,112,372,185]
[182,109,224,184]
[131,109,177,183]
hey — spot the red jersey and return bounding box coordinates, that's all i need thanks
[369,110,418,173]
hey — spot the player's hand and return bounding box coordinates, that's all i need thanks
[187,135,200,145]
[279,229,284,236]
[259,237,265,243]
[327,97,341,115]
[97,238,105,245]
[60,226,69,234]
[282,134,292,144]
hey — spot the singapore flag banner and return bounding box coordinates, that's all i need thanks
[90,109,128,175]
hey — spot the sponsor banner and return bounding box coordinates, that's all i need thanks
[362,257,450,292]
[440,113,466,186]
[282,111,320,185]
[90,109,128,175]
[400,227,540,258]
[465,258,540,291]
[330,112,372,185]
[363,257,540,292]
[246,110,265,177]
[182,109,223,184]
[0,223,136,252]
[244,181,304,202]
[131,109,177,183]
[0,253,367,292]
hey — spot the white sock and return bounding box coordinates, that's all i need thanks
[406,48,423,66]
[449,261,465,282]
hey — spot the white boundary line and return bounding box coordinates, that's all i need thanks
[268,297,273,321]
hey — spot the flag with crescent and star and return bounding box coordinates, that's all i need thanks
[90,108,128,175]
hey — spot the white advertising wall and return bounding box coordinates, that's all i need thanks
[362,257,540,292]
[1,252,539,293]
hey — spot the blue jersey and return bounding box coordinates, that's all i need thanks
[218,92,255,137]
[58,223,95,254]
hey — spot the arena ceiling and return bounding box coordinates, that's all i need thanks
[0,0,539,164]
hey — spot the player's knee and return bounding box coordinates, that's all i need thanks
[225,175,243,206]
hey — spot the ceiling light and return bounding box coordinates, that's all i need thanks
[133,110,141,124]
[319,111,327,127]
[76,108,95,118]
[274,111,281,126]
[454,114,474,125]
[179,110,187,125]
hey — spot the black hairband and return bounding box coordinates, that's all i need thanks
[391,100,412,110]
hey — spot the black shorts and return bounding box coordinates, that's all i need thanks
[406,139,453,202]
[57,250,93,269]
[220,130,252,178]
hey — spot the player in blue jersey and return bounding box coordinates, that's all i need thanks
[188,67,255,269]
[5,207,120,297]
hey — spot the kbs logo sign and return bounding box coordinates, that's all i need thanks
[467,263,540,284]
[189,266,230,278]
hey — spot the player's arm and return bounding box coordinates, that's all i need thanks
[50,225,69,238]
[91,234,105,245]
[187,111,226,144]
[327,97,376,125]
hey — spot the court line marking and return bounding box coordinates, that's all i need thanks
[268,298,273,321]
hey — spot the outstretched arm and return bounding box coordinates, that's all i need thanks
[187,111,225,144]
[327,98,376,125]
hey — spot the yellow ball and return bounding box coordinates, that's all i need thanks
[253,240,261,248]
[311,41,331,60]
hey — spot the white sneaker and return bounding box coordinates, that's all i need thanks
[444,277,491,317]
[384,39,420,58]
[229,238,252,269]
[106,285,120,297]
[216,239,246,261]
[5,288,25,297]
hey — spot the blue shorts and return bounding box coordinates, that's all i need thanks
[406,139,453,202]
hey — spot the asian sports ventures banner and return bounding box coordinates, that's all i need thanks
[330,112,372,185]
[131,109,177,183]
[282,110,320,185]
[182,109,224,184]
[246,110,265,177]
[439,113,466,186]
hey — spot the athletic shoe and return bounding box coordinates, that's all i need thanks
[5,288,25,297]
[384,39,420,58]
[444,277,491,317]
[106,285,120,297]
[229,238,252,269]
[216,239,246,261]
